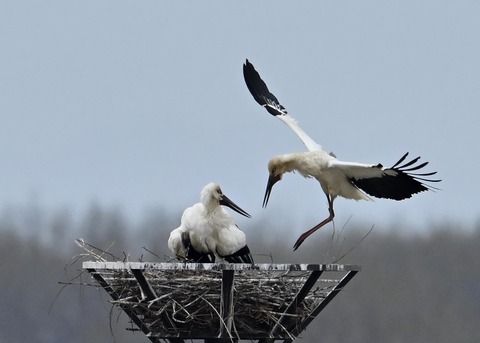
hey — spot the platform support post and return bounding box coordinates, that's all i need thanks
[132,269,157,301]
[219,269,235,340]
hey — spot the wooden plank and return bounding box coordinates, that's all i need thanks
[83,261,361,272]
[131,269,157,301]
[219,270,235,339]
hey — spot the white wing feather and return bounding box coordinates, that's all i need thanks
[276,113,323,152]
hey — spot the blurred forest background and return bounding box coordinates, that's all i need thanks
[2,2,480,342]
[1,202,479,343]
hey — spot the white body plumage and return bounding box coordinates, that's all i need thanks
[168,183,253,263]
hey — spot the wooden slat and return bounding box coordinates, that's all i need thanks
[131,269,157,301]
[219,270,235,339]
[83,261,360,272]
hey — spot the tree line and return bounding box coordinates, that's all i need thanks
[0,203,478,343]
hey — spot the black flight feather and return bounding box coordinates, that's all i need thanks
[243,59,288,117]
[220,245,254,264]
[182,232,215,263]
[350,153,441,200]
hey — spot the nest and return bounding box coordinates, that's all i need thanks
[76,240,360,340]
[101,267,333,339]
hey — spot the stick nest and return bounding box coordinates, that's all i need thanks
[103,267,333,339]
[75,240,342,339]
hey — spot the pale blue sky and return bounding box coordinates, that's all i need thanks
[1,1,479,238]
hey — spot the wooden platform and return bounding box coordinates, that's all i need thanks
[84,262,360,342]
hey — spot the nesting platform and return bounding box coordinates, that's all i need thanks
[83,262,360,342]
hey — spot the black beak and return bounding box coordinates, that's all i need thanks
[220,195,251,218]
[263,174,280,208]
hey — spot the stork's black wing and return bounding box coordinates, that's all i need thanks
[221,245,254,264]
[243,59,287,117]
[351,152,441,200]
[182,231,215,263]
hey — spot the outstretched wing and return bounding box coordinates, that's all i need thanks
[243,59,324,153]
[243,59,287,117]
[335,152,441,200]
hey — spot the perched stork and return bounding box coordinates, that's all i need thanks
[168,183,254,263]
[243,59,440,250]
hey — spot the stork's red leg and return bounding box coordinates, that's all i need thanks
[293,195,335,251]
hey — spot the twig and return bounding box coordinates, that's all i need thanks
[74,238,120,261]
[199,295,237,342]
[331,224,375,263]
[142,246,162,260]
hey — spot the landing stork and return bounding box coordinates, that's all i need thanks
[243,59,440,250]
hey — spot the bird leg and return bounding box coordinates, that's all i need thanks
[293,196,335,251]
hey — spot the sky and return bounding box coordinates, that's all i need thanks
[1,1,479,239]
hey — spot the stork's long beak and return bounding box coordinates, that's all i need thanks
[263,174,280,208]
[220,195,251,218]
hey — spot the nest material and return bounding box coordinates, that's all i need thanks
[76,241,358,340]
[93,266,336,339]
